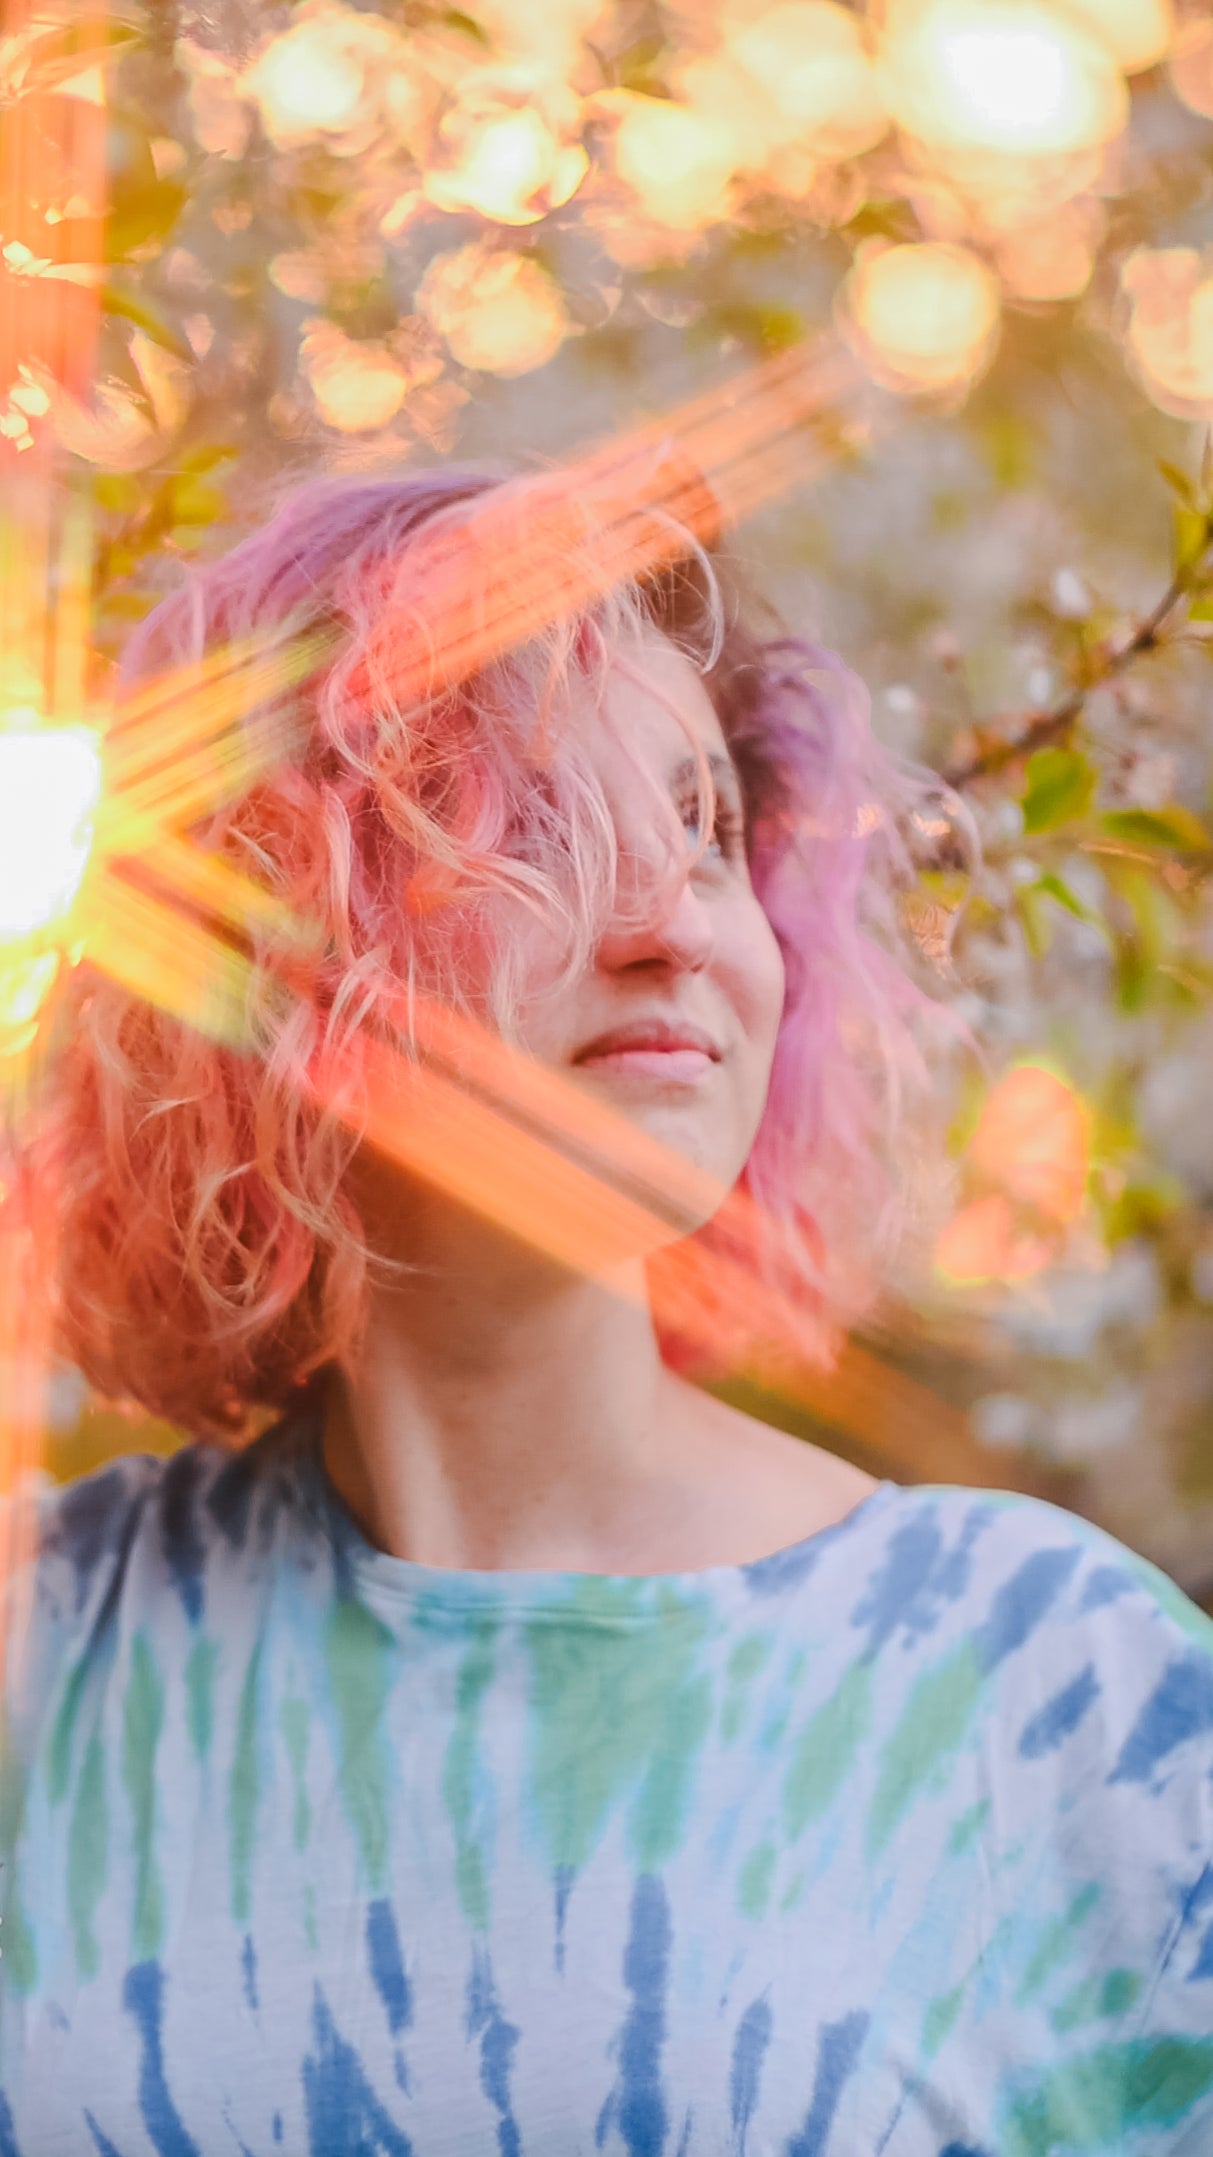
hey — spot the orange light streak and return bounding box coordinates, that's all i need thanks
[4,218,980,1515]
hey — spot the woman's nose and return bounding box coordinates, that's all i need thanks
[597,851,714,974]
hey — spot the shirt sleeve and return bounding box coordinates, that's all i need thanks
[2,1453,162,1742]
[994,1506,1213,2156]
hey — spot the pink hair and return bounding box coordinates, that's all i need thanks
[32,466,938,1436]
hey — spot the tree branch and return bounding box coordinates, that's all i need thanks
[943,544,1211,790]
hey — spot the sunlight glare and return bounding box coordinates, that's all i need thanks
[424,108,588,226]
[729,2,887,159]
[1062,0,1172,75]
[245,9,369,145]
[0,723,101,940]
[882,0,1127,158]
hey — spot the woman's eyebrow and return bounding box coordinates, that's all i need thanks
[667,751,743,803]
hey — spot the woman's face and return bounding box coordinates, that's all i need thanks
[514,630,787,1194]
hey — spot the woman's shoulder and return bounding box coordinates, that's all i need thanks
[11,1421,311,1666]
[856,1478,1213,1696]
[896,1478,1213,1647]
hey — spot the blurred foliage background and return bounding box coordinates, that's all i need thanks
[7,0,1213,1593]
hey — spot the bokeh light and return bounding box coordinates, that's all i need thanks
[1121,247,1213,419]
[416,246,569,376]
[298,321,409,432]
[936,1066,1091,1285]
[840,239,1000,393]
[881,0,1127,158]
[424,102,588,226]
[1063,0,1173,75]
[1170,16,1213,118]
[0,723,101,941]
[726,3,887,162]
[968,1065,1090,1226]
[608,94,736,231]
[243,2,408,151]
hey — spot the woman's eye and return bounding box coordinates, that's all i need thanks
[679,799,743,862]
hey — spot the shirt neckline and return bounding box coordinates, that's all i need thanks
[293,1413,901,1617]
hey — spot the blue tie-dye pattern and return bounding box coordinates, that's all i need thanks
[5,1440,1213,2154]
[729,1995,773,2151]
[785,2010,870,2156]
[616,1876,672,2157]
[303,1986,415,2157]
[1018,1662,1100,1759]
[466,1944,522,2157]
[367,1898,412,2040]
[124,1961,202,2157]
[158,1449,209,1627]
[84,2110,123,2157]
[1110,1651,1213,1783]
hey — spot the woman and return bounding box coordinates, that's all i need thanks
[3,467,1212,2155]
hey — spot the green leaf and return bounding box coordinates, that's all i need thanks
[1158,457,1196,507]
[1021,747,1097,833]
[101,285,191,360]
[1099,806,1211,853]
[104,179,187,264]
[1014,883,1053,958]
[1172,503,1211,573]
[1033,871,1101,924]
[14,19,140,99]
[167,475,226,527]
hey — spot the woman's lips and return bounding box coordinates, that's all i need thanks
[572,1025,721,1084]
[576,1045,716,1082]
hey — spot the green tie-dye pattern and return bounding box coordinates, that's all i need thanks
[629,1670,713,1868]
[1051,1968,1144,2035]
[229,1642,264,1924]
[720,1630,772,1746]
[48,1655,90,1807]
[185,1637,218,1763]
[867,1639,982,1857]
[326,1596,396,1894]
[442,1621,498,1931]
[923,1982,966,2059]
[7,1448,1213,2152]
[0,1713,35,1994]
[68,1732,108,1980]
[782,1657,875,1841]
[947,1796,990,1857]
[1016,1881,1102,2005]
[121,1631,164,1962]
[1001,2038,1213,2154]
[525,1586,709,1874]
[279,1697,311,1853]
[738,1839,776,1919]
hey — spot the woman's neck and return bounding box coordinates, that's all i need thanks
[324,1232,685,1572]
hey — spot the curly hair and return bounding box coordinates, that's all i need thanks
[29,464,938,1437]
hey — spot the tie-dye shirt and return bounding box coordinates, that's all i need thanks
[3,1413,1213,2157]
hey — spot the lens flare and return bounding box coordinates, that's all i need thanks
[416,245,570,375]
[424,106,588,226]
[936,1065,1091,1285]
[244,11,367,144]
[0,722,101,939]
[1063,0,1172,74]
[841,240,1000,393]
[881,0,1127,158]
[729,2,887,160]
[1121,247,1213,419]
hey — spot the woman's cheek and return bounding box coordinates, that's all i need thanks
[731,901,786,1059]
